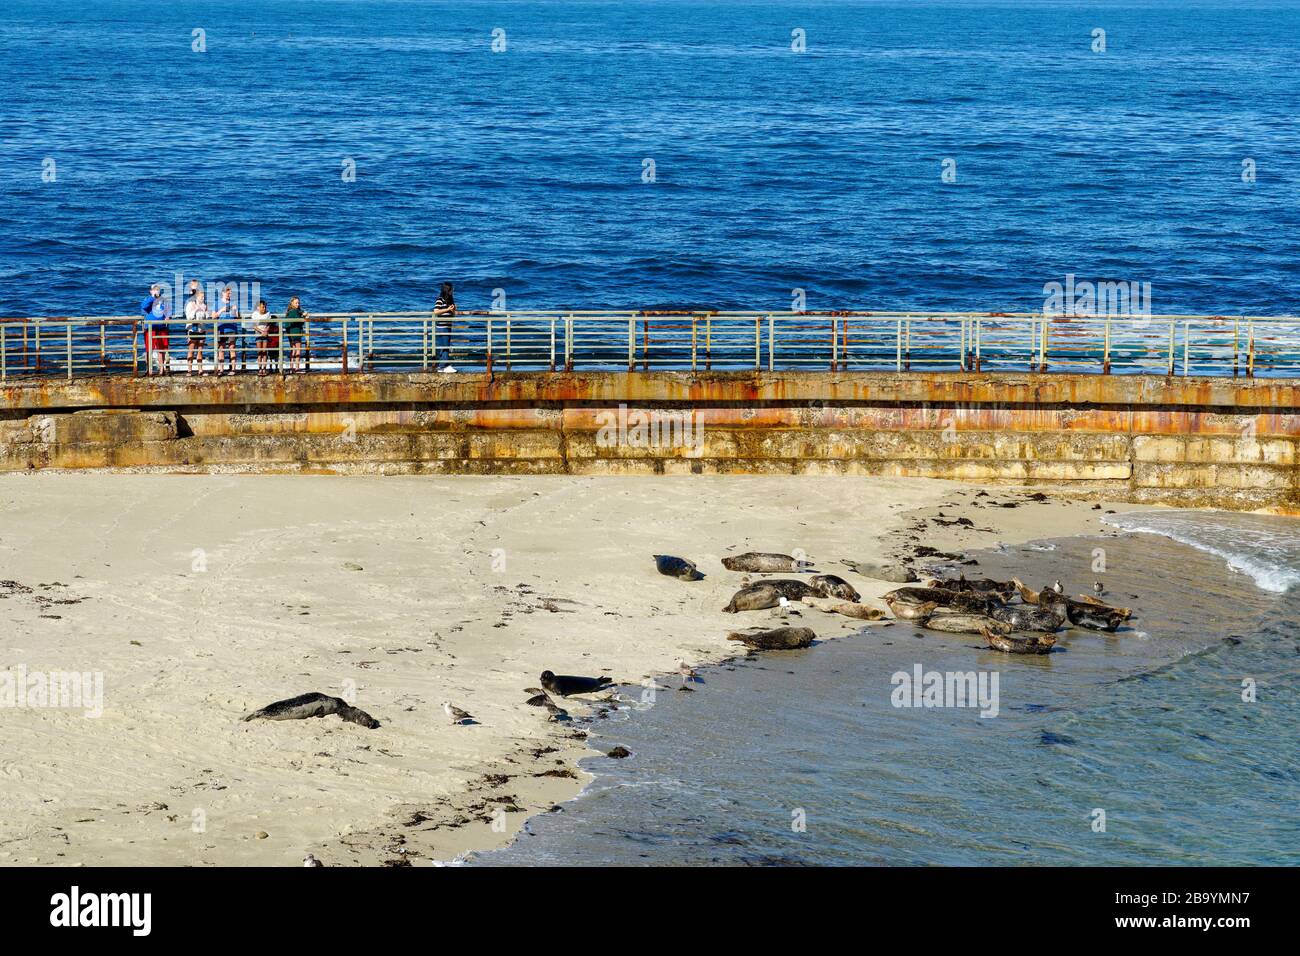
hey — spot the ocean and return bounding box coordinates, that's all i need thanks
[477,512,1300,866]
[2,0,1299,318]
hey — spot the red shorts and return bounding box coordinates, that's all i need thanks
[146,329,169,351]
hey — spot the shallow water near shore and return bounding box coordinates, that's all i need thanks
[476,514,1300,865]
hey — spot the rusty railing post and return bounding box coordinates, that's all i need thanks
[1166,320,1175,376]
[565,314,573,372]
[66,322,73,380]
[754,316,760,370]
[627,315,634,371]
[549,317,556,372]
[1,324,6,381]
[1182,320,1190,376]
[759,314,769,374]
[691,314,698,372]
[1103,317,1111,373]
[1247,319,1255,377]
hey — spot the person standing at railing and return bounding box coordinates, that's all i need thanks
[142,285,172,376]
[252,299,276,376]
[184,286,210,375]
[434,281,456,372]
[283,296,307,373]
[213,286,241,376]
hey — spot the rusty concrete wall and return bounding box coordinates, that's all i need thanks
[1,371,1297,510]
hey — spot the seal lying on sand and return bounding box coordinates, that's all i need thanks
[800,595,884,620]
[653,554,704,581]
[882,586,992,615]
[540,671,614,697]
[883,596,939,620]
[988,603,1063,633]
[726,626,816,650]
[808,574,860,602]
[983,628,1057,655]
[918,613,1011,636]
[1033,585,1124,632]
[721,552,814,573]
[1074,593,1133,620]
[723,579,816,612]
[243,692,380,729]
[928,575,1016,601]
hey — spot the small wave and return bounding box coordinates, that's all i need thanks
[1104,511,1300,593]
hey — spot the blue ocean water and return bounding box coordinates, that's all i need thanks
[2,0,1299,318]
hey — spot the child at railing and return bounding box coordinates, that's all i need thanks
[213,287,240,376]
[252,300,277,376]
[143,287,172,376]
[283,296,307,373]
[184,287,209,375]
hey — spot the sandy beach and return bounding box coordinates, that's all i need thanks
[0,473,1119,866]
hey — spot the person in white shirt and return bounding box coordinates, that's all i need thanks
[184,288,209,375]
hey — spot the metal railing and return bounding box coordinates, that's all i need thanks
[1,311,1298,380]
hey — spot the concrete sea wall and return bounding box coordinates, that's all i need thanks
[2,371,1297,509]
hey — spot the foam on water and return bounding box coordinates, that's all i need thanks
[1105,510,1300,593]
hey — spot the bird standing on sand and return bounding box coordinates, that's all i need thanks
[442,701,476,725]
[304,854,322,867]
[1093,581,1105,595]
[678,661,697,683]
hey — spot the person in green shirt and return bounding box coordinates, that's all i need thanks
[283,296,308,373]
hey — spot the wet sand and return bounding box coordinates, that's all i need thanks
[0,473,1117,865]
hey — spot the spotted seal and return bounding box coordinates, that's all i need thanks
[722,579,816,612]
[726,626,816,650]
[242,692,379,729]
[721,552,814,573]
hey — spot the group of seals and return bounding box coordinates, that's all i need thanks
[883,574,1133,653]
[722,574,861,613]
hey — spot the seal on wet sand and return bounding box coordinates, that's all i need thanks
[918,613,1011,636]
[883,596,939,620]
[721,552,814,573]
[540,671,615,697]
[808,574,860,602]
[801,595,884,620]
[242,692,380,729]
[653,554,704,581]
[987,603,1063,633]
[722,579,815,612]
[883,586,993,615]
[983,627,1057,655]
[726,626,816,650]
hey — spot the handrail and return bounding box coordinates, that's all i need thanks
[2,310,1300,381]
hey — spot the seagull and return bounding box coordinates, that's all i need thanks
[442,701,476,725]
[678,661,697,683]
[524,688,570,721]
[303,853,322,867]
[1093,581,1105,595]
